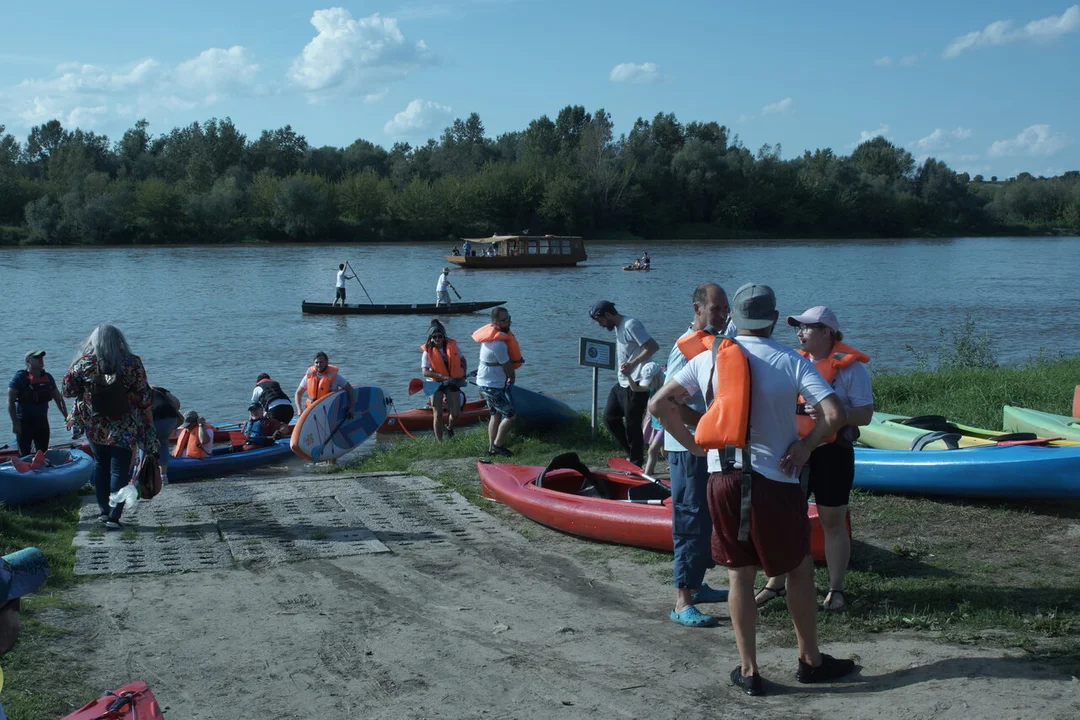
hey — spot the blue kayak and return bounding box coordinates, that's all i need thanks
[168,439,294,482]
[0,448,95,507]
[423,380,577,426]
[854,444,1080,500]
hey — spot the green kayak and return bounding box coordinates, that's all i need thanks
[858,412,1004,451]
[1002,405,1080,443]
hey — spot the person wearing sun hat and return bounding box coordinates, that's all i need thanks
[435,268,457,307]
[754,306,873,614]
[0,547,51,718]
[650,283,855,696]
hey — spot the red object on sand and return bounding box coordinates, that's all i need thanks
[477,460,845,562]
[62,680,164,719]
[378,400,491,434]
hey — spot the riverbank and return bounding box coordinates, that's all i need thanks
[3,360,1080,717]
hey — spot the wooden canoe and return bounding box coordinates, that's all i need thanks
[302,300,506,315]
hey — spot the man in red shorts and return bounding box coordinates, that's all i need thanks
[650,282,855,696]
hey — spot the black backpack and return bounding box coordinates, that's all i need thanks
[91,374,131,419]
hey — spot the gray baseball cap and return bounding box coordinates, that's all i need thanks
[730,283,777,330]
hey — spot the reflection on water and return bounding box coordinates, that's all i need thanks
[2,237,1078,431]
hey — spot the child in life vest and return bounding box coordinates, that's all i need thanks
[629,362,665,474]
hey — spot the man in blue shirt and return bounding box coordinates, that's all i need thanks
[7,351,67,456]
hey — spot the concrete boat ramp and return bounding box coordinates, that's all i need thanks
[73,471,517,575]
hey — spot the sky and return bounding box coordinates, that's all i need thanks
[0,0,1077,179]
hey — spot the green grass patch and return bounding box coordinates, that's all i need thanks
[0,493,96,717]
[873,356,1080,430]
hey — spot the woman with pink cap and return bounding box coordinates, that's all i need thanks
[754,306,873,613]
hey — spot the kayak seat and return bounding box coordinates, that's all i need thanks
[910,431,963,451]
[627,483,670,501]
[899,415,961,433]
[536,452,614,500]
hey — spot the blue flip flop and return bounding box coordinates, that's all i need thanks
[691,583,730,604]
[669,606,720,627]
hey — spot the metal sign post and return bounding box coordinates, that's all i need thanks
[578,337,617,438]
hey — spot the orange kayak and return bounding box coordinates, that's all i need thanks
[379,400,491,434]
[478,457,847,561]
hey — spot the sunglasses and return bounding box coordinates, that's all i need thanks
[796,323,828,332]
[430,333,445,339]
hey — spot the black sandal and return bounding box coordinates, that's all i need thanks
[823,590,846,612]
[755,585,787,608]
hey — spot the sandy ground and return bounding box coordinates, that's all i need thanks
[44,463,1080,719]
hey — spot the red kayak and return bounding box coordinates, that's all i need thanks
[378,400,491,434]
[478,455,848,562]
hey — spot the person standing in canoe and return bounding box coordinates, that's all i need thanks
[333,264,354,307]
[654,282,733,628]
[755,307,873,613]
[435,268,457,307]
[589,300,659,467]
[7,350,67,457]
[473,307,522,456]
[421,320,468,440]
[294,352,355,417]
[252,373,295,424]
[650,283,854,696]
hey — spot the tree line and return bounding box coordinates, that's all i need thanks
[0,108,1078,246]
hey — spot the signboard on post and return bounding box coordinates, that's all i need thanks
[579,337,617,438]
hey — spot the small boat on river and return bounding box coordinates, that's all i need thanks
[302,300,506,315]
[447,235,587,269]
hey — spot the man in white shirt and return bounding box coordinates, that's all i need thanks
[333,264,354,307]
[650,283,855,696]
[435,268,456,307]
[475,306,517,456]
[589,300,659,467]
[657,283,732,628]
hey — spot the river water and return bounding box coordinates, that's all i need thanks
[2,237,1078,438]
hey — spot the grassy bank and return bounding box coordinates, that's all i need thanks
[0,495,96,717]
[348,358,1080,674]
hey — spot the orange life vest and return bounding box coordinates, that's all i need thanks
[795,342,870,442]
[471,324,524,368]
[420,339,466,379]
[677,329,718,361]
[172,423,216,459]
[305,364,339,402]
[693,338,751,450]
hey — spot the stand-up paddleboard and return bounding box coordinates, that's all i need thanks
[291,386,387,462]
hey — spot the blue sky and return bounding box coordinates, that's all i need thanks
[1,0,1077,178]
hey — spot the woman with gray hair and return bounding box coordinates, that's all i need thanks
[62,324,158,530]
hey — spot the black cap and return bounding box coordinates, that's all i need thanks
[256,373,270,382]
[589,299,617,319]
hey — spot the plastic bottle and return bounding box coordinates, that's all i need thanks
[108,482,139,508]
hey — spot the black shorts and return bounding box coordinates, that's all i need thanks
[267,404,295,424]
[806,441,855,507]
[335,287,346,300]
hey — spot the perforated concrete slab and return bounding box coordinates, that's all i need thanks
[73,472,520,575]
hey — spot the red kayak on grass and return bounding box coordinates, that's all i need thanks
[478,454,848,562]
[378,400,491,434]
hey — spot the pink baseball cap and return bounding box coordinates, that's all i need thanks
[787,306,840,331]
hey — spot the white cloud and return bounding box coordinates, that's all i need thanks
[364,88,390,104]
[736,113,752,124]
[761,97,793,115]
[988,124,1070,157]
[174,46,260,93]
[609,62,661,84]
[287,9,434,96]
[857,124,890,144]
[873,55,892,66]
[944,5,1080,58]
[14,58,159,96]
[383,98,452,137]
[909,127,973,151]
[899,54,920,66]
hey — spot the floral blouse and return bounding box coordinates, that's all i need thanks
[62,353,158,455]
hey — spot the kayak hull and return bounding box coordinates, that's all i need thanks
[423,380,576,426]
[0,449,95,507]
[379,400,491,434]
[478,461,837,561]
[1002,405,1080,443]
[168,440,295,482]
[854,444,1080,499]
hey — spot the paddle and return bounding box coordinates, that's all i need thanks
[607,457,669,492]
[451,285,463,300]
[345,260,375,305]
